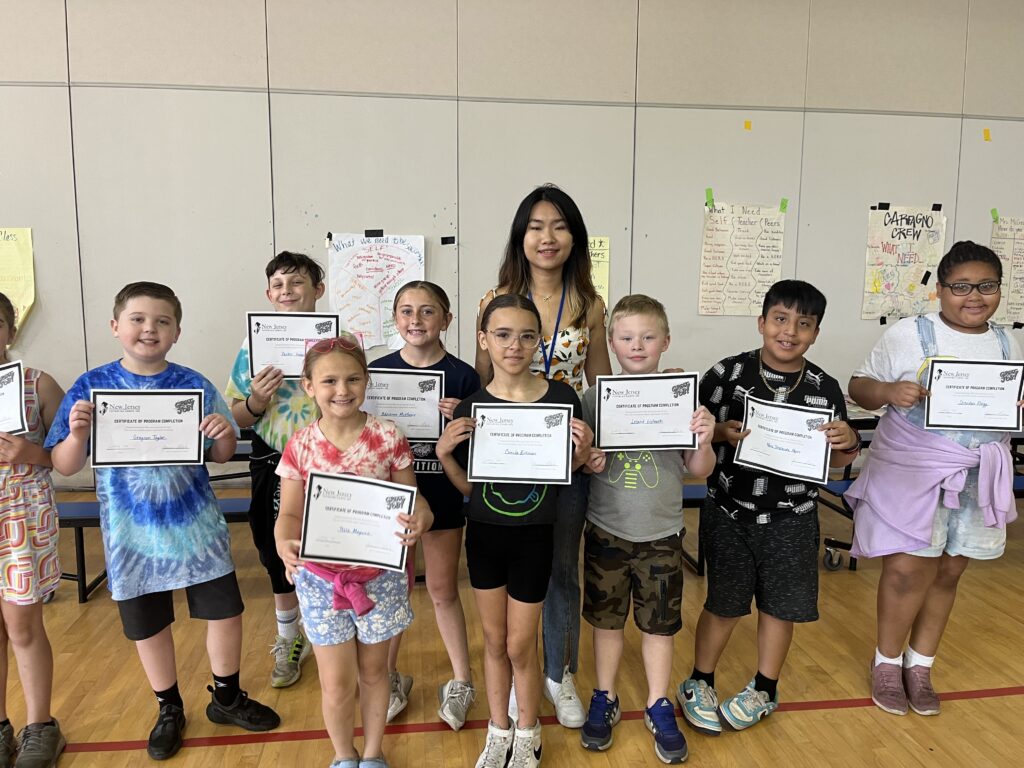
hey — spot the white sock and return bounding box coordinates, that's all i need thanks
[874,648,903,667]
[276,606,299,640]
[903,647,935,669]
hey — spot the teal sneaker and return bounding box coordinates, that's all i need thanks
[676,678,721,736]
[718,679,778,731]
[644,698,688,764]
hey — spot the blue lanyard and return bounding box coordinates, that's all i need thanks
[529,284,566,377]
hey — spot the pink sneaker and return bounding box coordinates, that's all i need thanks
[871,661,908,715]
[903,665,940,716]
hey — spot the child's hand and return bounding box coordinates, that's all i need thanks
[276,538,304,583]
[200,413,234,441]
[690,406,715,447]
[396,507,433,546]
[68,400,94,441]
[438,397,461,420]
[820,419,859,451]
[436,417,475,458]
[886,381,928,408]
[250,366,285,407]
[0,433,41,465]
[571,417,594,458]
[586,448,607,474]
[716,419,750,448]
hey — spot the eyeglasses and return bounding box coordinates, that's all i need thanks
[486,330,542,349]
[938,280,1001,296]
[305,333,364,353]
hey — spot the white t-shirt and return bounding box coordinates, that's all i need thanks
[852,313,1023,416]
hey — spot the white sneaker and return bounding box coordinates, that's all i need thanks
[543,668,585,728]
[508,679,518,722]
[438,679,476,731]
[475,720,514,768]
[387,671,413,723]
[508,720,542,768]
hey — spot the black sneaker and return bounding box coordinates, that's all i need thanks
[147,705,185,761]
[205,686,280,732]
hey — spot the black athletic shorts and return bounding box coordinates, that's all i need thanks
[117,572,245,641]
[465,520,553,604]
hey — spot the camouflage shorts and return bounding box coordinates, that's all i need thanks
[582,522,683,636]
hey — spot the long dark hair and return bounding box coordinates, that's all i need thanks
[497,184,598,328]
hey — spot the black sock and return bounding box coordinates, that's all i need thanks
[213,671,241,706]
[155,682,183,710]
[690,667,715,689]
[754,671,778,701]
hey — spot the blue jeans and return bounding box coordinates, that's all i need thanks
[542,472,589,683]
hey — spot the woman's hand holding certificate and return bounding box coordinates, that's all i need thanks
[733,395,833,483]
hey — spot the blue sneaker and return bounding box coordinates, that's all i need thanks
[676,678,721,736]
[644,698,688,764]
[718,679,778,731]
[580,689,621,751]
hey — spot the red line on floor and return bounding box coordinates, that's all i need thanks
[63,685,1024,754]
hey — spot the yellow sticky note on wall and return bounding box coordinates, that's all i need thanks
[588,237,610,308]
[0,228,35,327]
[743,120,752,131]
[983,127,991,142]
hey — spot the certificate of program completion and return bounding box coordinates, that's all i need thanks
[467,403,574,485]
[594,373,698,451]
[0,361,27,436]
[925,359,1024,432]
[362,369,444,441]
[299,472,416,572]
[91,389,204,468]
[247,312,341,378]
[734,395,833,484]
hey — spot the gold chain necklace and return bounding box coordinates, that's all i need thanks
[758,353,805,398]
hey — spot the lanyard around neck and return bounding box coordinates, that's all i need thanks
[529,283,567,376]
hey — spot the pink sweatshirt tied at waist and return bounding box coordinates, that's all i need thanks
[303,562,382,616]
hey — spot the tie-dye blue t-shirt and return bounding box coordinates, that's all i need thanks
[45,361,237,601]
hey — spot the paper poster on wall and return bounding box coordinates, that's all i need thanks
[698,202,785,316]
[0,228,35,327]
[327,234,425,349]
[861,207,946,320]
[990,215,1024,324]
[588,236,610,308]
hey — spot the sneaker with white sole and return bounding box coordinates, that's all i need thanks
[387,671,413,723]
[508,720,542,768]
[438,679,476,731]
[508,680,518,722]
[270,628,312,688]
[718,679,777,731]
[871,661,908,716]
[676,678,721,736]
[475,720,514,768]
[543,668,586,728]
[580,689,620,751]
[644,698,688,764]
[902,665,940,716]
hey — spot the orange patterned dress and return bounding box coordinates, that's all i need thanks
[0,367,60,603]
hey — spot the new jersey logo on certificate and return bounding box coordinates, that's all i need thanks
[468,403,574,485]
[362,369,444,441]
[925,359,1024,432]
[734,395,833,484]
[247,312,341,378]
[299,472,416,572]
[0,361,27,436]
[91,389,205,468]
[595,373,698,451]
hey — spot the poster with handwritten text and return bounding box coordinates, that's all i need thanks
[0,228,35,326]
[990,215,1024,324]
[698,202,785,316]
[327,234,425,348]
[861,207,946,320]
[588,236,610,309]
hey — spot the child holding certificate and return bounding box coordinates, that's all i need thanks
[47,282,280,761]
[577,295,715,763]
[678,281,857,736]
[0,292,67,765]
[275,334,434,768]
[846,241,1021,717]
[225,251,325,689]
[436,293,594,768]
[370,281,481,730]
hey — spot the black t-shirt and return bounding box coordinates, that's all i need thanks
[699,349,848,522]
[370,350,481,513]
[453,380,581,526]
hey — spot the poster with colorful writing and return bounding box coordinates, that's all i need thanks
[588,236,610,309]
[327,234,425,348]
[698,202,785,316]
[862,207,946,320]
[990,215,1024,324]
[0,228,35,327]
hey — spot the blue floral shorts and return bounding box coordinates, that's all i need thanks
[293,568,413,646]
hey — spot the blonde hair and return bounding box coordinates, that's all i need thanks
[608,294,669,335]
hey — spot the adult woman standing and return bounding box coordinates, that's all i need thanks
[476,185,612,729]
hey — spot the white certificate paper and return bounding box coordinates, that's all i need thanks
[91,389,204,468]
[925,359,1024,432]
[734,395,833,484]
[595,373,698,451]
[300,472,415,572]
[468,403,573,485]
[247,312,341,378]
[362,369,444,441]
[0,361,27,436]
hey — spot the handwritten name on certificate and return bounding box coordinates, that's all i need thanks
[925,359,1024,432]
[362,369,444,441]
[467,403,574,485]
[0,361,27,436]
[247,312,341,378]
[299,472,416,572]
[734,395,833,484]
[91,389,204,468]
[595,373,698,451]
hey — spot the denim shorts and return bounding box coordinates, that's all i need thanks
[909,476,1006,560]
[293,567,413,646]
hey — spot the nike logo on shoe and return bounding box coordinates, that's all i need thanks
[534,746,542,759]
